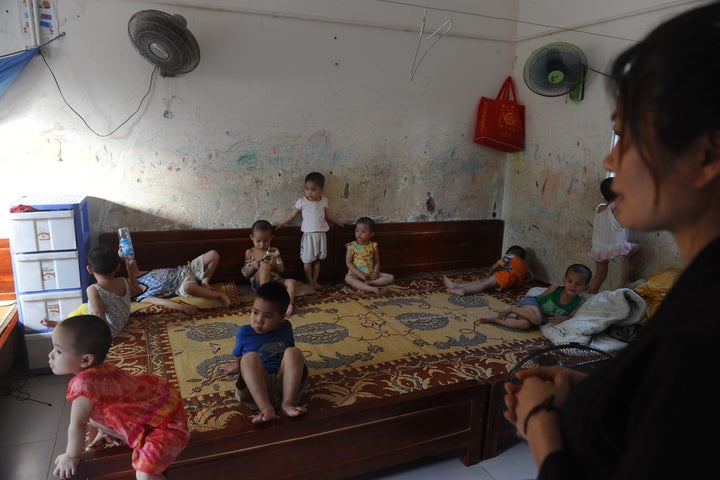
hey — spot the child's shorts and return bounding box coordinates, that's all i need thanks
[300,232,327,264]
[516,295,540,308]
[235,364,309,411]
[493,270,524,289]
[177,254,207,296]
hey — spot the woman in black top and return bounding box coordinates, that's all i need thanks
[504,2,720,478]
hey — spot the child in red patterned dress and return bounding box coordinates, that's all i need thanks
[48,315,190,480]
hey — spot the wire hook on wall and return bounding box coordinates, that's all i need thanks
[409,8,452,82]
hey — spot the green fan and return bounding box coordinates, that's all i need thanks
[523,42,588,102]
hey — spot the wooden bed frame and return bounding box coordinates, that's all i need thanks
[81,220,513,479]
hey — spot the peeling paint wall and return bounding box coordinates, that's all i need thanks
[0,0,689,291]
[504,1,689,289]
[1,0,508,237]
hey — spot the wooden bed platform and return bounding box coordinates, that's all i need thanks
[78,220,537,479]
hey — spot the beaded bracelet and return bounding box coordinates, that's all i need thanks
[522,394,562,435]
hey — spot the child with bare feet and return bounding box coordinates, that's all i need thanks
[49,315,189,480]
[128,249,232,314]
[345,217,394,294]
[219,282,308,423]
[242,220,297,315]
[481,263,592,330]
[444,245,528,296]
[275,172,344,290]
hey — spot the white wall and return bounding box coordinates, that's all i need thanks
[1,0,699,288]
[0,0,516,234]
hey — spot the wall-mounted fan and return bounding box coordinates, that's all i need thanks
[128,10,200,77]
[523,42,587,102]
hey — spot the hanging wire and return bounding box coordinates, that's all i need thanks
[40,51,158,137]
[378,0,700,43]
[409,8,452,81]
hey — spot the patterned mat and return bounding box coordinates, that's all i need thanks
[106,270,551,433]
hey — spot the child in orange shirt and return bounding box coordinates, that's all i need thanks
[443,245,529,296]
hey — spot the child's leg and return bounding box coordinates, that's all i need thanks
[625,243,641,285]
[282,278,297,315]
[88,419,124,447]
[446,276,499,296]
[311,260,322,289]
[181,282,232,307]
[240,352,276,423]
[303,262,315,288]
[200,250,221,286]
[481,305,541,330]
[255,263,272,285]
[345,273,379,294]
[278,347,308,418]
[588,260,609,294]
[368,272,394,287]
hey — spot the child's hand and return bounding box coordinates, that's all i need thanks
[53,453,80,479]
[218,361,238,375]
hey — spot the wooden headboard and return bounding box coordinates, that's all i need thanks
[98,220,504,284]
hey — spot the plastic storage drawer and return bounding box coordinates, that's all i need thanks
[19,289,83,333]
[13,251,81,293]
[9,209,77,253]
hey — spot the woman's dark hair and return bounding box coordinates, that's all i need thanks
[609,2,720,182]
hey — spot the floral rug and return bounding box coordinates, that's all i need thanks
[106,269,551,433]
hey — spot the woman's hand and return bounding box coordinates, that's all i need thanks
[504,366,585,435]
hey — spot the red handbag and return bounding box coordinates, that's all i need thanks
[474,76,525,153]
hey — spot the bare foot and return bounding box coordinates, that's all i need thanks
[479,317,496,324]
[281,403,308,418]
[220,293,232,307]
[251,407,277,424]
[443,276,467,295]
[89,430,123,448]
[178,303,201,314]
[443,275,456,290]
[311,283,322,290]
[40,317,59,329]
[286,303,294,316]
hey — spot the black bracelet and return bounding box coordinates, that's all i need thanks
[522,394,562,436]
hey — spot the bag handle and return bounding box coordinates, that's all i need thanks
[496,76,518,102]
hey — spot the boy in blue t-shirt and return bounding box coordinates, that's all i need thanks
[219,282,308,423]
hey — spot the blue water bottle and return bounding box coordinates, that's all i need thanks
[118,227,135,261]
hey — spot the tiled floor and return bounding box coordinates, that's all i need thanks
[0,369,537,480]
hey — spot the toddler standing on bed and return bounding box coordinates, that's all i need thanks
[128,249,232,313]
[219,282,308,424]
[345,217,394,294]
[481,263,592,330]
[242,220,297,315]
[275,171,344,290]
[587,176,641,294]
[41,245,141,337]
[49,314,190,480]
[443,245,529,296]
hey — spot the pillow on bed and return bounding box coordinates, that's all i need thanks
[130,282,240,315]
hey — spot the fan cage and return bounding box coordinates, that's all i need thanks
[523,42,588,97]
[505,342,612,385]
[128,10,200,76]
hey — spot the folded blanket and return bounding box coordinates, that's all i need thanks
[539,288,647,350]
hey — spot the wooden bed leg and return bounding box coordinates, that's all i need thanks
[460,389,486,466]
